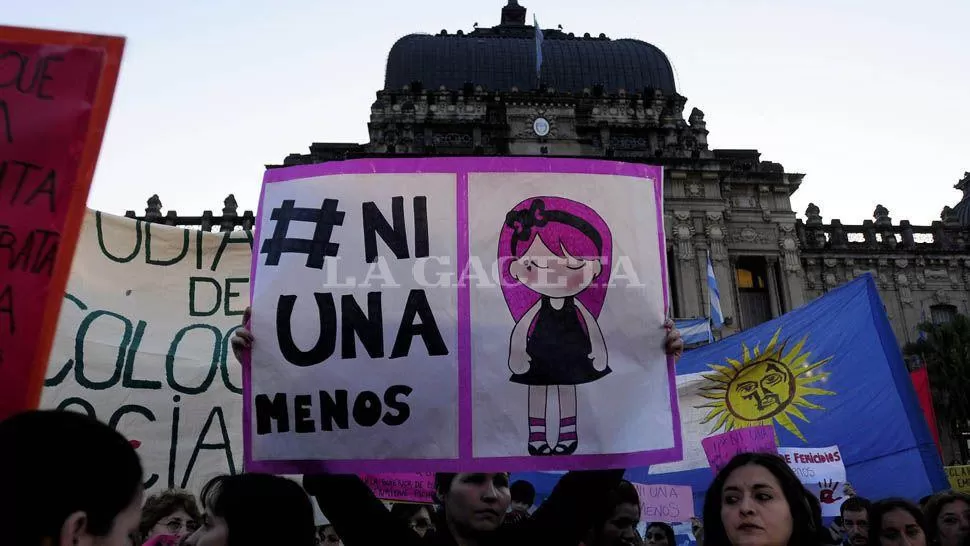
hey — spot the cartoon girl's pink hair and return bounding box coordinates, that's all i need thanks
[498,196,612,321]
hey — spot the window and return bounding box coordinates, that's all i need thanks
[735,257,770,329]
[931,304,957,325]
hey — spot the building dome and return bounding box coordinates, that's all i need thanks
[383,3,676,94]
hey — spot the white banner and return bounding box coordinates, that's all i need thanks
[248,158,676,472]
[778,445,847,517]
[41,210,248,495]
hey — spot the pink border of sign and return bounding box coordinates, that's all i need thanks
[244,157,681,473]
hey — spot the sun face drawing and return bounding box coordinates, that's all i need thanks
[697,329,835,442]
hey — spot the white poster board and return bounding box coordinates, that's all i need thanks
[247,158,679,473]
[778,445,847,516]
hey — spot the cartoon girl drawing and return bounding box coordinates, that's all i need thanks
[498,197,612,456]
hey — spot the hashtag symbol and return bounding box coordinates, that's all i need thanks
[261,199,345,269]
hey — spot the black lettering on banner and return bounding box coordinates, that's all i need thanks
[181,406,235,488]
[107,405,159,489]
[352,391,382,427]
[55,396,96,417]
[165,324,220,395]
[361,196,431,263]
[294,394,315,433]
[413,196,429,258]
[0,284,13,335]
[145,223,190,266]
[276,293,337,366]
[211,229,253,272]
[362,197,408,263]
[341,292,384,359]
[0,51,63,99]
[169,395,181,489]
[97,212,142,263]
[382,385,413,426]
[223,277,247,317]
[74,310,132,390]
[0,99,11,143]
[189,277,222,317]
[43,294,87,387]
[219,326,244,395]
[255,393,290,434]
[390,289,448,359]
[320,389,349,431]
[261,199,344,269]
[0,225,59,275]
[122,319,162,390]
[25,169,56,212]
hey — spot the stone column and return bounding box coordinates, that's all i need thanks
[766,256,782,318]
[778,224,807,309]
[672,211,701,317]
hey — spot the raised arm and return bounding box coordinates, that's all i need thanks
[519,469,626,543]
[302,474,422,546]
[508,300,541,374]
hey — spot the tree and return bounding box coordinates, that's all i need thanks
[904,314,970,459]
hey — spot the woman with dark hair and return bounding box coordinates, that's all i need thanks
[702,452,820,546]
[390,503,436,538]
[139,489,200,543]
[868,498,927,546]
[0,410,144,546]
[583,480,642,546]
[645,522,676,546]
[233,307,685,546]
[183,474,316,546]
[925,492,970,546]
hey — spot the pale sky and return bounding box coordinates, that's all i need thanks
[8,0,969,225]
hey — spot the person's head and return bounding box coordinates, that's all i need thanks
[869,498,926,546]
[925,492,970,546]
[0,410,144,546]
[184,474,315,546]
[433,473,511,537]
[139,489,200,542]
[585,480,641,546]
[841,497,873,546]
[316,524,342,546]
[510,480,536,513]
[500,196,613,314]
[645,522,676,546]
[390,503,435,538]
[703,452,817,546]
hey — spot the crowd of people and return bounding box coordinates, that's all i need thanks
[3,316,968,546]
[2,407,970,546]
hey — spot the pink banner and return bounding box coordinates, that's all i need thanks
[360,473,436,503]
[701,425,777,474]
[632,483,694,522]
[0,27,123,421]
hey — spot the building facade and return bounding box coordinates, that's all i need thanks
[127,1,970,455]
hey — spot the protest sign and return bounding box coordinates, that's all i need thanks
[945,466,970,494]
[701,425,776,474]
[632,483,694,522]
[41,210,249,494]
[778,445,847,516]
[0,26,124,420]
[247,157,678,473]
[360,473,435,503]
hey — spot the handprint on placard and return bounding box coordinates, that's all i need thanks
[818,479,843,504]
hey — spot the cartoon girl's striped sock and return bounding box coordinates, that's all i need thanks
[558,416,577,447]
[529,417,547,450]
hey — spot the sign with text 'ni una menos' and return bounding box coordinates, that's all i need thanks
[0,26,124,420]
[246,158,679,473]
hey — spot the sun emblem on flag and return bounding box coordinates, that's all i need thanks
[697,329,835,442]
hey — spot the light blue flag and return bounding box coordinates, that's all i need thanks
[534,14,543,83]
[515,275,947,515]
[675,317,713,345]
[707,253,724,328]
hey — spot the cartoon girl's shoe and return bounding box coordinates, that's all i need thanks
[528,443,553,456]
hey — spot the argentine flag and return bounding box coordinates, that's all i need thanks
[707,253,723,329]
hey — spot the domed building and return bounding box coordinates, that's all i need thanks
[130,1,970,449]
[272,1,969,345]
